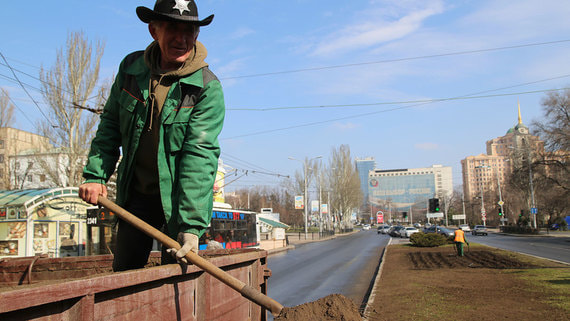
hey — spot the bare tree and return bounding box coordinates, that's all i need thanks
[328,145,363,229]
[532,89,570,151]
[0,89,15,127]
[38,31,105,187]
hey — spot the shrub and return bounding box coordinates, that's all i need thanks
[410,232,448,247]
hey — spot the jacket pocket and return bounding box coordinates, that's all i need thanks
[163,107,192,153]
[118,90,138,133]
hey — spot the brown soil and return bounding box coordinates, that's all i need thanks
[365,245,570,321]
[407,249,536,269]
[275,294,362,321]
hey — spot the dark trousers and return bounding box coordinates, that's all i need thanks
[112,193,176,271]
[455,242,464,256]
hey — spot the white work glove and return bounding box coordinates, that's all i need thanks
[167,232,199,264]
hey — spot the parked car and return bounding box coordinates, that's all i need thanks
[400,227,419,238]
[437,227,454,237]
[413,223,422,228]
[549,223,560,230]
[389,225,405,237]
[459,224,471,232]
[362,224,371,230]
[381,225,391,234]
[423,225,454,237]
[472,225,488,236]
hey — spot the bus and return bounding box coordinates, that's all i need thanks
[86,206,260,253]
[198,208,259,250]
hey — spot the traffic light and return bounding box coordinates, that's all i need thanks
[402,212,408,219]
[429,198,440,212]
[519,209,524,217]
[498,207,503,216]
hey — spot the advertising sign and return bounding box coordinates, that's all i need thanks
[311,200,319,212]
[376,211,384,224]
[321,204,328,214]
[294,196,304,209]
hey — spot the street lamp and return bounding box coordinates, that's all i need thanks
[289,156,322,238]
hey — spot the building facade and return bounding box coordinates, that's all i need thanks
[0,127,51,190]
[462,103,544,203]
[368,165,453,222]
[355,157,376,209]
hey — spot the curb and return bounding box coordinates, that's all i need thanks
[362,237,392,320]
[267,245,295,256]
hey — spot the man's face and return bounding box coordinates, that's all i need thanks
[149,21,198,70]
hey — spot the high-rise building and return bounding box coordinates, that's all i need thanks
[355,157,376,209]
[368,165,453,221]
[461,102,544,203]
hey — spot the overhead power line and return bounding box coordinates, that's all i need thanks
[220,39,570,80]
[0,52,57,128]
[0,88,36,127]
[228,85,570,112]
[222,85,570,140]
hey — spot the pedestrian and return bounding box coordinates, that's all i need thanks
[454,227,469,257]
[79,0,225,271]
[205,237,224,250]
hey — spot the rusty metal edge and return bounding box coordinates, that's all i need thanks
[0,249,267,314]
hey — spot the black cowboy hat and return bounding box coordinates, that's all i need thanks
[136,0,214,26]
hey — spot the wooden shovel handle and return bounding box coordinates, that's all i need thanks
[97,196,284,316]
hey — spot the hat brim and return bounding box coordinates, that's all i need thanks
[136,6,213,26]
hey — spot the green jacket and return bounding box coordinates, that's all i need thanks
[83,51,225,238]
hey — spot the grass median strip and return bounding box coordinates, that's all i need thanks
[366,243,569,321]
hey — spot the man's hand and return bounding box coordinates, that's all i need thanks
[167,232,199,264]
[79,183,107,205]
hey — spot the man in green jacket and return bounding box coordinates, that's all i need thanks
[79,0,225,271]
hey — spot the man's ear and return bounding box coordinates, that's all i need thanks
[149,23,158,40]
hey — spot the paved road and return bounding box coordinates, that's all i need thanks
[267,230,389,311]
[468,232,570,264]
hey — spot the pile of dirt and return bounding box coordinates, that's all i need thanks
[408,249,536,269]
[275,293,362,321]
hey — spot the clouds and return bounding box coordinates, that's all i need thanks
[310,0,445,57]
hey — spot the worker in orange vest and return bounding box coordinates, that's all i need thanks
[454,228,469,257]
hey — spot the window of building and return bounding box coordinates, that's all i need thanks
[0,140,4,149]
[15,162,20,169]
[27,175,33,182]
[40,174,46,182]
[0,154,3,163]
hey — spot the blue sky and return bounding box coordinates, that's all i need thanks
[1,0,570,192]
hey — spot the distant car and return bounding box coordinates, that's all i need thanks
[472,225,488,236]
[362,224,371,230]
[413,223,422,228]
[459,224,471,232]
[389,226,405,237]
[549,224,560,230]
[423,225,454,237]
[437,227,454,237]
[400,227,419,238]
[380,225,391,234]
[377,225,388,234]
